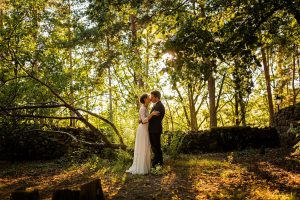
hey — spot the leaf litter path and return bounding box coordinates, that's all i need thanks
[0,148,299,199]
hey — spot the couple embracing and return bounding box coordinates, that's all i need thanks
[126,90,165,175]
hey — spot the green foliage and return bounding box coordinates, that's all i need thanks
[1,0,300,147]
[293,140,300,155]
[99,148,132,173]
[110,149,133,173]
[165,18,217,81]
[162,131,186,159]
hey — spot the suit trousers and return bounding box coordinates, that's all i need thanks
[149,132,163,167]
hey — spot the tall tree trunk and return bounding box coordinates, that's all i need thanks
[238,91,246,126]
[200,5,217,128]
[32,6,44,124]
[208,74,217,128]
[298,48,300,89]
[292,46,296,105]
[234,62,239,126]
[85,89,90,122]
[130,14,144,109]
[68,0,75,127]
[261,47,275,126]
[277,46,284,96]
[145,8,150,83]
[85,64,90,121]
[32,7,39,75]
[0,9,3,29]
[234,91,239,126]
[107,37,113,122]
[108,66,113,121]
[188,85,198,131]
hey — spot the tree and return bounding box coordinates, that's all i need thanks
[0,0,125,149]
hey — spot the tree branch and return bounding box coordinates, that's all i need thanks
[197,116,208,130]
[11,59,113,146]
[174,84,191,126]
[2,113,79,120]
[77,108,124,145]
[0,104,64,111]
[195,93,207,116]
[216,71,227,111]
[0,76,30,87]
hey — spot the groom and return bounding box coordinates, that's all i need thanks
[149,90,165,167]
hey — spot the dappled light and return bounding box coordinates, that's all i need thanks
[1,148,299,199]
[1,0,300,199]
[162,52,176,61]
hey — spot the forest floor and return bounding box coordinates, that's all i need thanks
[0,148,299,199]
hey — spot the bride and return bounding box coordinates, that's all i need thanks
[126,93,160,175]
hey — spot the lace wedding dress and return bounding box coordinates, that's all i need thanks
[126,105,151,175]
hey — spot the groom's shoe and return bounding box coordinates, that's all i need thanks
[157,163,163,168]
[151,163,157,168]
[152,163,162,169]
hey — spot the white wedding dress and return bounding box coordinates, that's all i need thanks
[126,105,151,175]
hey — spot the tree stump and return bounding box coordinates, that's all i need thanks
[52,189,80,200]
[79,179,105,200]
[10,188,39,200]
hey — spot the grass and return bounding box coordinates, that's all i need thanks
[0,148,299,199]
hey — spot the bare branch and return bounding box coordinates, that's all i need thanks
[0,104,65,111]
[77,108,124,145]
[195,92,208,116]
[216,72,227,111]
[0,76,30,88]
[197,116,208,130]
[2,113,79,120]
[174,84,191,126]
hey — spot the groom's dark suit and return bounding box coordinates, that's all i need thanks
[149,101,165,167]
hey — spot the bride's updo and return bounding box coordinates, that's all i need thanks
[139,93,148,104]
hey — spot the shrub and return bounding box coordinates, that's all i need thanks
[287,124,300,155]
[162,131,186,158]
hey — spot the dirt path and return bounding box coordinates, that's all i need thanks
[112,149,300,199]
[0,148,299,199]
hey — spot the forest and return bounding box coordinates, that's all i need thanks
[0,0,300,199]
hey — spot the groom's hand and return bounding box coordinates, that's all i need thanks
[139,120,145,124]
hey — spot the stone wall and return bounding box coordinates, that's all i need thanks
[0,125,103,161]
[163,127,279,154]
[274,103,300,146]
[0,129,68,160]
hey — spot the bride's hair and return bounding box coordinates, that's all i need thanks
[140,93,148,104]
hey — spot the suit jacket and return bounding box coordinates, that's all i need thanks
[149,101,165,134]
